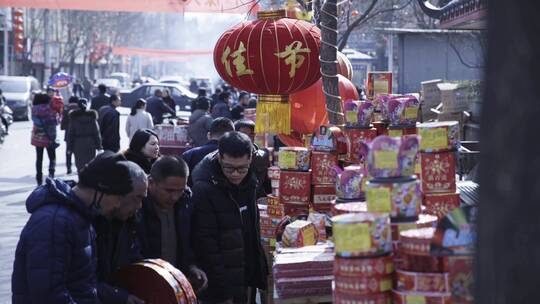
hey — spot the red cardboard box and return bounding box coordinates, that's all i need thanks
[283,201,309,217]
[447,255,474,304]
[344,127,378,163]
[279,171,311,204]
[267,205,284,217]
[396,270,449,293]
[388,126,417,138]
[420,151,456,193]
[423,192,460,219]
[312,185,336,205]
[310,151,338,185]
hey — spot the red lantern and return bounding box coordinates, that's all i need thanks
[337,51,353,81]
[213,10,321,134]
[290,74,359,134]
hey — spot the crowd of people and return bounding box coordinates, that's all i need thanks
[14,82,272,304]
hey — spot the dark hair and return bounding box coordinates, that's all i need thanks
[98,84,107,93]
[214,88,222,95]
[32,93,50,105]
[110,94,119,103]
[68,96,79,104]
[129,128,159,154]
[78,98,89,111]
[198,88,207,97]
[150,156,189,182]
[239,91,249,100]
[78,151,133,195]
[234,119,255,132]
[154,89,162,96]
[210,117,234,137]
[130,98,146,116]
[219,91,231,101]
[196,97,210,111]
[218,131,252,158]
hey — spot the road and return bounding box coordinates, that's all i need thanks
[0,108,189,302]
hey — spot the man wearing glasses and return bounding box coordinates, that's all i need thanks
[191,132,268,304]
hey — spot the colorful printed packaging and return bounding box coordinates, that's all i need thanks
[392,289,452,304]
[278,147,311,171]
[417,121,460,152]
[332,212,392,257]
[387,95,420,127]
[365,176,422,219]
[281,220,319,248]
[363,135,419,178]
[335,165,368,200]
[447,255,474,304]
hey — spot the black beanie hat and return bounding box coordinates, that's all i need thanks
[78,151,133,195]
[129,129,159,153]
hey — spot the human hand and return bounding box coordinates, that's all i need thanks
[126,294,145,304]
[189,265,208,292]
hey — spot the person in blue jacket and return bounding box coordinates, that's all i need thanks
[11,151,138,304]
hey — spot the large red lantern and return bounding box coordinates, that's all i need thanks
[213,10,321,134]
[290,74,359,134]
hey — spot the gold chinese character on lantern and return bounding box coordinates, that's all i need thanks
[275,41,311,78]
[221,42,254,78]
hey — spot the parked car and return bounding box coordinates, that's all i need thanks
[109,72,132,89]
[0,76,40,121]
[92,78,121,96]
[158,76,190,87]
[120,83,197,111]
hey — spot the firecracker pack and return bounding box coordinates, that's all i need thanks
[420,151,457,193]
[312,184,337,206]
[423,192,461,219]
[396,270,450,293]
[279,170,311,204]
[311,151,338,185]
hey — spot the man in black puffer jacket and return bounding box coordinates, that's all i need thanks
[191,132,268,304]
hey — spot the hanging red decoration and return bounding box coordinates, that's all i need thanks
[213,10,321,134]
[290,74,359,135]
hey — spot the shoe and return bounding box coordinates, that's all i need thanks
[48,169,55,179]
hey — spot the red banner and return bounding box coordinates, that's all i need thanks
[112,46,212,58]
[0,0,259,14]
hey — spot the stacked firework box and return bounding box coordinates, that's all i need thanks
[342,100,378,166]
[310,126,340,214]
[273,243,335,299]
[394,227,452,303]
[331,209,394,303]
[277,146,312,217]
[417,121,461,219]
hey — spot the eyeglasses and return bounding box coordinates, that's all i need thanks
[221,165,250,174]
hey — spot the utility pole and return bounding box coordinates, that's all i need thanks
[43,9,51,84]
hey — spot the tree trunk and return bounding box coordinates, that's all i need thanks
[319,0,344,126]
[476,1,540,303]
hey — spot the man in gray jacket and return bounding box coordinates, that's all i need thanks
[188,97,213,147]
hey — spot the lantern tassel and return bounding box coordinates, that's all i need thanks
[255,94,291,135]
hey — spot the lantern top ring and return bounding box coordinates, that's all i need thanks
[257,9,286,19]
